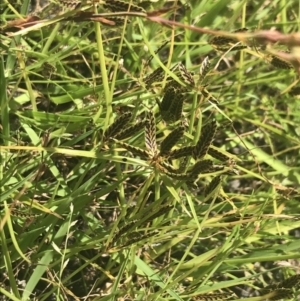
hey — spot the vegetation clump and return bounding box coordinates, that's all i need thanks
[1,0,300,300]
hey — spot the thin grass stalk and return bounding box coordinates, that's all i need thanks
[16,51,37,111]
[155,169,160,205]
[194,111,203,147]
[0,58,9,146]
[163,14,176,89]
[46,251,105,299]
[115,148,126,205]
[57,204,74,297]
[188,92,199,136]
[94,14,112,129]
[137,18,185,87]
[160,227,202,295]
[236,2,247,104]
[0,215,21,298]
[108,11,130,205]
[130,173,155,218]
[41,23,61,54]
[280,0,287,32]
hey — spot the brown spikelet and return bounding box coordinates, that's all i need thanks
[192,292,234,301]
[289,86,300,96]
[58,0,81,9]
[160,126,185,156]
[142,204,173,223]
[260,288,293,301]
[262,274,300,292]
[111,139,149,159]
[169,94,185,122]
[189,159,213,175]
[159,109,176,124]
[178,156,189,173]
[159,82,177,113]
[270,54,293,69]
[199,56,210,83]
[278,274,300,289]
[11,210,41,219]
[210,28,248,52]
[208,148,230,162]
[169,146,194,159]
[210,36,232,49]
[103,112,132,141]
[113,220,139,242]
[103,0,145,13]
[145,111,157,154]
[144,67,165,88]
[178,63,195,87]
[204,176,222,197]
[114,120,148,140]
[164,170,191,181]
[193,120,217,160]
[119,231,157,248]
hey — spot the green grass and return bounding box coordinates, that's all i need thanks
[1,0,300,300]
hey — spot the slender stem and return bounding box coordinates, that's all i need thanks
[94,21,112,128]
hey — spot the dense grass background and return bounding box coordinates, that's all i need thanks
[1,0,300,300]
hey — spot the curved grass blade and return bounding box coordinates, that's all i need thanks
[160,125,185,156]
[193,120,217,160]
